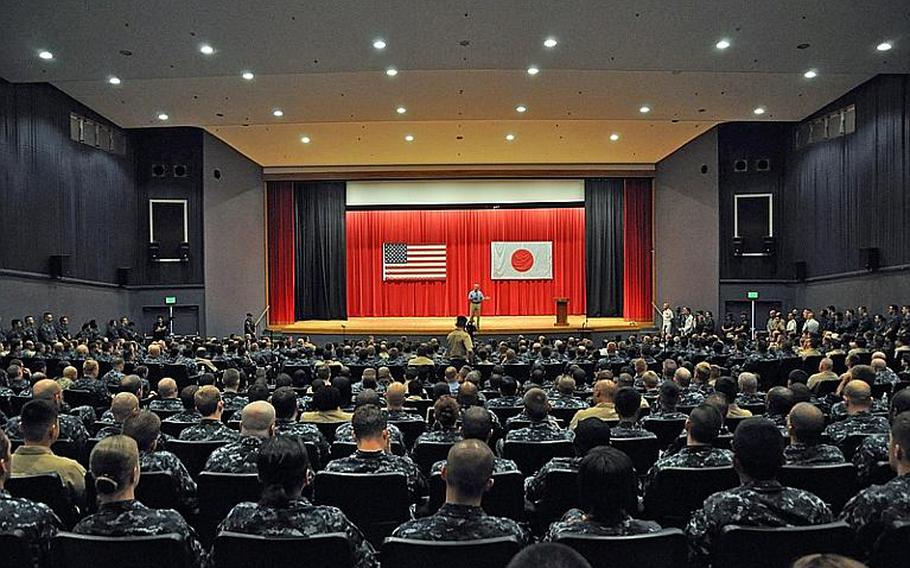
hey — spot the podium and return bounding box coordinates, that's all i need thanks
[554,297,569,326]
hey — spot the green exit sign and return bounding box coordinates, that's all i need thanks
[747,291,759,300]
[165,296,177,305]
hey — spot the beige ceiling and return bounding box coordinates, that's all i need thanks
[1,1,907,166]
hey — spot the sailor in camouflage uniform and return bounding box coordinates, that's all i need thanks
[324,404,427,503]
[783,402,845,465]
[642,381,689,420]
[204,401,275,474]
[686,419,834,567]
[526,417,612,504]
[0,430,62,568]
[505,388,574,442]
[333,389,406,447]
[122,411,197,510]
[549,376,589,410]
[177,386,240,442]
[840,411,910,558]
[164,385,203,424]
[609,388,657,439]
[270,387,331,466]
[73,435,206,567]
[392,439,529,543]
[545,446,661,541]
[215,436,377,568]
[485,375,524,409]
[3,379,89,453]
[851,389,910,484]
[70,360,111,407]
[96,392,140,439]
[148,378,184,413]
[822,380,890,447]
[431,407,518,476]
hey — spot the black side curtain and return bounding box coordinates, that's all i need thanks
[585,178,624,317]
[294,181,347,320]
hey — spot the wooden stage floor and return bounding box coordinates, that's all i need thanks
[271,316,648,336]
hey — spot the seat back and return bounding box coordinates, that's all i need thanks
[402,398,433,418]
[550,407,584,424]
[389,420,427,449]
[7,473,80,528]
[0,530,36,568]
[502,440,575,477]
[489,406,524,425]
[556,529,687,568]
[301,421,345,443]
[643,467,739,527]
[802,356,825,374]
[530,468,579,528]
[413,441,456,475]
[871,520,910,568]
[135,471,181,511]
[866,460,895,487]
[62,389,96,409]
[210,531,353,568]
[779,463,857,513]
[149,408,182,421]
[159,420,198,438]
[314,472,410,546]
[641,418,686,449]
[714,521,854,568]
[429,471,524,521]
[163,364,193,391]
[50,532,190,568]
[611,437,660,476]
[197,473,262,545]
[331,441,406,460]
[168,440,227,477]
[380,536,522,568]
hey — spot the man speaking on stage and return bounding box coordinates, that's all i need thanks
[467,283,488,329]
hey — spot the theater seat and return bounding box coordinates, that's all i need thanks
[168,440,226,477]
[380,536,522,568]
[314,472,410,547]
[7,473,81,529]
[778,463,857,513]
[0,530,36,568]
[641,418,686,449]
[713,521,855,568]
[135,470,181,512]
[555,529,687,568]
[610,437,659,476]
[50,532,192,568]
[643,467,739,527]
[502,440,575,477]
[527,468,579,531]
[413,441,457,475]
[871,520,910,568]
[429,471,524,521]
[389,419,427,449]
[210,531,353,568]
[196,473,261,545]
[159,421,198,438]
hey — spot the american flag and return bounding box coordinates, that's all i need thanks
[383,243,447,280]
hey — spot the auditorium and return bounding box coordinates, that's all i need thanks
[1,2,910,567]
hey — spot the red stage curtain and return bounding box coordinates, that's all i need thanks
[346,208,586,317]
[266,182,296,324]
[623,179,653,321]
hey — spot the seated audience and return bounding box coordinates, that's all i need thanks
[550,376,588,410]
[148,378,183,412]
[807,358,840,392]
[644,380,688,419]
[178,385,240,442]
[506,389,573,442]
[70,360,110,407]
[569,379,618,429]
[300,385,353,423]
[822,380,890,447]
[96,393,140,438]
[715,376,752,418]
[610,387,656,439]
[122,411,197,510]
[3,378,89,453]
[414,396,463,445]
[431,406,517,475]
[784,403,846,465]
[486,375,523,408]
[204,401,276,473]
[526,417,612,504]
[762,386,795,434]
[853,388,910,484]
[385,382,424,422]
[334,390,406,447]
[270,386,330,465]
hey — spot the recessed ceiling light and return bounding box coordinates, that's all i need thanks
[157,113,169,121]
[639,105,651,114]
[753,106,766,115]
[715,39,731,50]
[404,134,414,142]
[373,39,387,50]
[876,41,892,52]
[199,44,215,55]
[396,106,407,115]
[272,109,284,117]
[38,50,54,60]
[300,136,311,144]
[241,71,254,80]
[527,66,540,75]
[386,67,398,77]
[609,133,620,141]
[505,134,516,141]
[108,76,121,85]
[515,105,527,113]
[803,69,818,79]
[544,37,558,48]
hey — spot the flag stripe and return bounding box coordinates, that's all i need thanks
[383,243,447,280]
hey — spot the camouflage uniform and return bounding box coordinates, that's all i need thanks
[505,421,574,442]
[735,393,766,406]
[101,370,124,390]
[505,412,562,430]
[874,368,901,386]
[829,400,888,423]
[177,418,240,442]
[644,445,734,496]
[69,378,110,407]
[72,499,206,567]
[138,450,197,510]
[4,413,89,451]
[822,411,890,446]
[486,395,523,409]
[679,388,707,406]
[549,395,589,410]
[610,420,657,439]
[204,436,263,474]
[525,456,582,503]
[148,398,185,412]
[783,442,846,466]
[760,413,790,436]
[840,473,910,556]
[391,503,529,543]
[851,434,889,484]
[215,497,377,568]
[324,449,427,502]
[98,409,115,423]
[222,393,249,414]
[430,457,518,477]
[275,419,331,466]
[544,508,661,541]
[0,489,62,567]
[387,409,424,423]
[95,423,124,439]
[335,421,406,447]
[686,480,834,567]
[164,410,202,424]
[413,427,462,446]
[644,409,689,421]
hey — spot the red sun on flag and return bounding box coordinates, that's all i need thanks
[510,248,534,272]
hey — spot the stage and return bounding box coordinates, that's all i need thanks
[269,315,651,336]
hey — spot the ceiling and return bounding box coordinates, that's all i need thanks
[1,0,907,166]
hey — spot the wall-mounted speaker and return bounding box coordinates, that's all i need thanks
[179,241,190,261]
[732,237,744,257]
[859,247,880,272]
[755,158,771,171]
[794,261,807,282]
[151,164,167,177]
[148,241,160,261]
[173,164,188,178]
[117,267,131,287]
[762,236,776,256]
[49,254,71,279]
[733,159,749,173]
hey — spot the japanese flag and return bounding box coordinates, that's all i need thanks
[491,241,553,280]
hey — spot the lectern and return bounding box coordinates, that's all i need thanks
[554,297,569,326]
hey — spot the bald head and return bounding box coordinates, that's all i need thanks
[593,379,617,404]
[674,367,692,387]
[157,378,178,398]
[844,380,872,410]
[871,358,887,371]
[32,379,62,402]
[788,402,826,443]
[62,366,78,380]
[819,358,833,372]
[385,382,406,409]
[241,401,276,438]
[443,439,494,501]
[111,393,140,423]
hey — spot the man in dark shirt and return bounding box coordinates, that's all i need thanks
[853,388,910,484]
[123,411,197,511]
[70,359,110,408]
[549,376,588,410]
[270,386,330,466]
[391,439,529,543]
[148,378,184,412]
[164,385,203,424]
[784,402,845,465]
[204,401,275,473]
[486,375,523,409]
[822,380,890,448]
[610,387,656,439]
[686,418,833,566]
[505,388,573,443]
[3,379,89,454]
[178,385,239,442]
[643,380,688,420]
